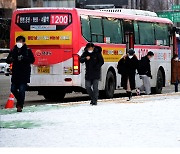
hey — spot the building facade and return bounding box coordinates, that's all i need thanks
[30,0,75,7]
[19,0,135,9]
[0,0,16,18]
[16,0,31,8]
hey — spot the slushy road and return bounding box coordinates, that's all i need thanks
[0,74,178,109]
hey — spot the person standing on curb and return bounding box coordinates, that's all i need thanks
[171,54,179,92]
[138,51,154,95]
[80,43,104,105]
[6,36,35,112]
[117,49,139,101]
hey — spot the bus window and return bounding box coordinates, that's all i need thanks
[154,23,169,46]
[103,18,123,44]
[89,16,103,43]
[123,20,133,33]
[81,15,91,41]
[134,21,140,44]
[122,20,134,44]
[138,22,155,45]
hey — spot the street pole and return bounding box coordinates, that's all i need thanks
[132,0,136,9]
[175,0,179,5]
[172,0,175,25]
[175,57,179,92]
[136,0,140,9]
[31,0,33,7]
[128,0,132,9]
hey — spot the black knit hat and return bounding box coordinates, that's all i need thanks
[86,42,94,48]
[128,49,135,55]
[147,51,154,56]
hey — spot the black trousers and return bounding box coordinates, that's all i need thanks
[11,83,27,108]
[85,79,99,104]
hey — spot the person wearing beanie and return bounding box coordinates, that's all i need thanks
[80,43,104,105]
[117,49,139,101]
[138,51,154,95]
[6,36,35,112]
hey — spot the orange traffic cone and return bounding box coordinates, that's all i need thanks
[5,93,15,109]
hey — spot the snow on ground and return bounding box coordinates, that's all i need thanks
[1,93,180,147]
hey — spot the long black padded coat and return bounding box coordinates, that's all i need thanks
[80,46,104,80]
[6,44,35,84]
[117,55,139,90]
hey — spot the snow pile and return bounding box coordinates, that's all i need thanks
[0,95,180,147]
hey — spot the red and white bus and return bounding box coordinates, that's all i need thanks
[10,8,176,100]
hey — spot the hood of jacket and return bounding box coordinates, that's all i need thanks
[84,45,102,54]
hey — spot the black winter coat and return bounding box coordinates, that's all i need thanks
[6,44,35,84]
[138,56,152,77]
[80,46,104,80]
[117,55,139,90]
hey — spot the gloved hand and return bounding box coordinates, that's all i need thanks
[9,57,14,62]
[139,75,142,79]
[150,75,153,79]
[18,55,23,61]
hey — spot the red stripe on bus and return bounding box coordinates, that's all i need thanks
[134,45,171,50]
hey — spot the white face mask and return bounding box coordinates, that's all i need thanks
[88,50,93,53]
[16,42,23,49]
[175,57,179,61]
[129,55,133,59]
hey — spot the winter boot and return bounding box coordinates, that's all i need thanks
[91,100,97,106]
[92,102,97,105]
[17,106,22,112]
[127,91,132,101]
[90,100,93,105]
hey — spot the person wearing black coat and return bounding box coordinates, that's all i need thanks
[138,51,154,95]
[6,36,35,112]
[117,49,139,100]
[80,43,104,105]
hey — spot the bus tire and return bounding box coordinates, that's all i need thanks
[151,70,163,94]
[104,71,115,98]
[43,90,66,101]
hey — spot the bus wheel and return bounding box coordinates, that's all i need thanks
[104,71,115,98]
[151,70,164,94]
[43,90,66,101]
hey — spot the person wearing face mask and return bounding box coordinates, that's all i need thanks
[117,49,139,101]
[6,36,35,112]
[171,54,179,92]
[137,51,154,95]
[80,43,104,105]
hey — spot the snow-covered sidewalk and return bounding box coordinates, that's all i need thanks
[1,93,180,147]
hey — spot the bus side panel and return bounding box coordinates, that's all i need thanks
[71,10,83,87]
[78,43,126,90]
[134,46,171,88]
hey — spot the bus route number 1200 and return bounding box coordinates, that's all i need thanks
[50,14,69,25]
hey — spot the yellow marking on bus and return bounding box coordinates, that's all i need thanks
[15,31,72,45]
[102,47,125,62]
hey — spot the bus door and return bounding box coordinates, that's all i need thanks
[123,20,134,52]
[171,27,180,85]
[123,20,143,87]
